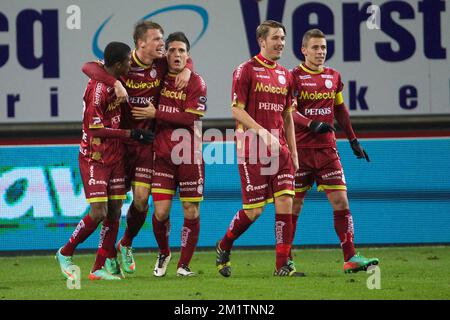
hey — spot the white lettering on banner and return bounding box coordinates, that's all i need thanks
[0,168,53,219]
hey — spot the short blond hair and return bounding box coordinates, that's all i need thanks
[302,29,326,47]
[256,20,286,41]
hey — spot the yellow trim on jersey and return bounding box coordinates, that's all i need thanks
[295,186,312,193]
[167,72,177,78]
[285,105,295,113]
[109,195,127,200]
[131,181,152,189]
[132,50,151,69]
[317,185,347,192]
[232,101,246,109]
[89,124,104,129]
[180,196,204,202]
[185,109,205,117]
[273,189,295,198]
[255,55,277,69]
[299,63,323,74]
[87,197,108,203]
[335,92,344,105]
[152,188,176,195]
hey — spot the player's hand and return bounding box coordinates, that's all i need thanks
[131,103,157,119]
[350,139,370,162]
[130,129,154,144]
[261,130,280,152]
[309,120,336,134]
[175,68,191,90]
[114,80,128,104]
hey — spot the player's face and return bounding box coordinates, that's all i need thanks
[166,41,188,73]
[137,28,165,60]
[259,27,286,61]
[302,37,327,69]
[118,53,132,76]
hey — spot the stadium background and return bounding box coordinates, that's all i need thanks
[0,0,449,253]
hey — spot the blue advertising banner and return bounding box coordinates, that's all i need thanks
[1,138,450,251]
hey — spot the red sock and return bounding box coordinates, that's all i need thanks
[220,209,253,251]
[275,214,293,270]
[93,218,120,272]
[289,214,299,259]
[61,214,99,256]
[152,214,171,256]
[334,209,356,262]
[178,217,200,268]
[121,202,148,247]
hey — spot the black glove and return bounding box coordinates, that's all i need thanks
[309,120,336,134]
[350,139,370,162]
[130,129,154,144]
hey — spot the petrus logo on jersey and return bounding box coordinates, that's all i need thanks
[92,5,209,59]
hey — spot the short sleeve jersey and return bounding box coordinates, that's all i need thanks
[120,50,168,143]
[153,72,207,159]
[291,63,344,148]
[79,79,124,164]
[232,56,294,157]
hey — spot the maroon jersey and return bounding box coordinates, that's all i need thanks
[153,72,207,159]
[232,55,294,157]
[291,63,344,148]
[120,50,168,142]
[80,79,124,164]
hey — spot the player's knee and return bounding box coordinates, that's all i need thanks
[182,202,199,219]
[244,207,264,221]
[89,203,108,222]
[293,198,304,215]
[107,202,123,220]
[329,194,349,210]
[154,206,170,222]
[132,192,150,212]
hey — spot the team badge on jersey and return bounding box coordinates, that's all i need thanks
[325,79,333,89]
[278,75,286,85]
[150,68,157,78]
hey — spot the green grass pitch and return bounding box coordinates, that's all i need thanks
[0,246,449,300]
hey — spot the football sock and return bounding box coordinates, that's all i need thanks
[289,213,299,259]
[178,217,200,268]
[121,202,148,247]
[97,218,119,258]
[152,214,171,256]
[220,209,253,251]
[61,214,99,256]
[334,209,356,262]
[275,214,293,270]
[92,218,120,272]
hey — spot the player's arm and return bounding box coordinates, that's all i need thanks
[86,88,153,144]
[333,79,369,162]
[282,108,299,171]
[231,65,279,149]
[82,62,128,103]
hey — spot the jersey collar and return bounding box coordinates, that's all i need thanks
[299,63,323,74]
[255,53,277,69]
[132,50,152,69]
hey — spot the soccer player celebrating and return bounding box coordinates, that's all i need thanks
[215,20,306,277]
[290,29,379,273]
[131,32,206,277]
[82,21,193,274]
[56,42,154,280]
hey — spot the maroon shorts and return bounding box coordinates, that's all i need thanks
[295,147,346,198]
[79,154,126,203]
[124,143,153,190]
[238,146,295,209]
[151,155,204,202]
